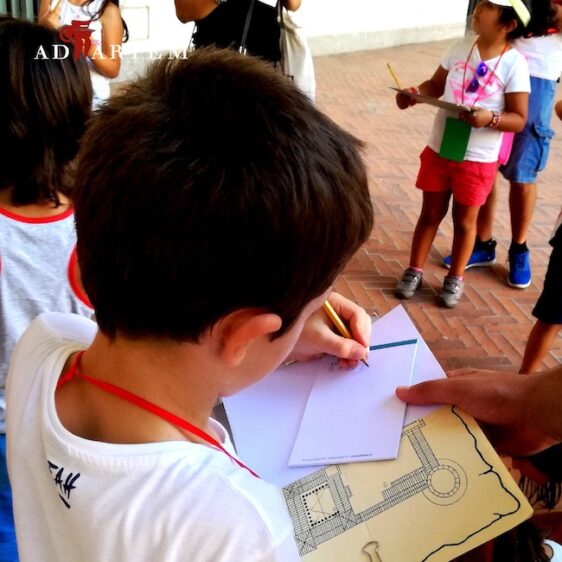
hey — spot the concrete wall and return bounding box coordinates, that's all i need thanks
[117,0,467,81]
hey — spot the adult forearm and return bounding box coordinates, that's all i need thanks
[175,0,217,23]
[527,365,562,444]
[283,0,301,11]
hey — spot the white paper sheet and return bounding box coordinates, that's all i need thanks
[223,305,445,486]
[287,341,417,467]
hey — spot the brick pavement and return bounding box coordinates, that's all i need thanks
[314,39,562,372]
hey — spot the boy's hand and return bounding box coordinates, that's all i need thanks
[396,368,557,456]
[396,87,418,110]
[555,100,562,121]
[288,292,371,368]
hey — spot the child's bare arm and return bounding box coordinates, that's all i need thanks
[38,0,61,28]
[88,3,123,79]
[553,3,562,30]
[556,100,562,121]
[396,65,448,110]
[461,91,528,131]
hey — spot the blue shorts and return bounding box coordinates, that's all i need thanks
[533,226,562,325]
[500,76,557,184]
[0,435,18,562]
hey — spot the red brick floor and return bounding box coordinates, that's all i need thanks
[315,39,562,372]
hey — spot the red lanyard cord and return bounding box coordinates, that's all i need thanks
[461,40,509,108]
[57,352,259,478]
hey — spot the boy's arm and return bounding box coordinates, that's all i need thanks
[287,292,371,369]
[396,65,448,109]
[174,0,218,23]
[396,366,562,456]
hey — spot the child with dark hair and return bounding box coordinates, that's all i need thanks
[394,0,530,308]
[0,18,94,562]
[442,0,561,289]
[6,48,373,561]
[39,0,128,108]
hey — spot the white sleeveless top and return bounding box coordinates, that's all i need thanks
[55,0,110,107]
[0,206,92,432]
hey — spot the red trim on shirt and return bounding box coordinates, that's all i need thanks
[68,247,93,309]
[0,205,74,224]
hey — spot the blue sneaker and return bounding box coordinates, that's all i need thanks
[442,239,497,269]
[508,250,531,289]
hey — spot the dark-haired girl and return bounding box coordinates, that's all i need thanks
[394,0,531,308]
[0,18,94,561]
[39,0,128,107]
[443,0,561,290]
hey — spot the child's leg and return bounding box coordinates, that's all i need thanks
[509,181,537,245]
[520,320,562,374]
[521,228,562,373]
[476,173,499,242]
[449,201,481,277]
[409,191,451,269]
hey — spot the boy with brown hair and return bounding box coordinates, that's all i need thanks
[6,48,373,561]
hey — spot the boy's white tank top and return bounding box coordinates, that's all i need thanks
[56,0,110,107]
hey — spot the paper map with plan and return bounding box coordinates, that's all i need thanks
[224,306,532,560]
[284,406,532,562]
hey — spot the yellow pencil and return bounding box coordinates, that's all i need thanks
[386,62,402,90]
[322,301,369,367]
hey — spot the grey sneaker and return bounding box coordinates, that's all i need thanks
[438,276,464,308]
[395,268,422,299]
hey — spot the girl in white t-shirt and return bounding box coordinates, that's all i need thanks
[39,0,128,108]
[394,0,531,308]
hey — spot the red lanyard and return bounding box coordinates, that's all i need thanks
[57,352,259,478]
[461,40,509,108]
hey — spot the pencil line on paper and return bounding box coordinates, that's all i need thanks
[369,338,418,351]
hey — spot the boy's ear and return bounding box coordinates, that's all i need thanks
[218,309,283,367]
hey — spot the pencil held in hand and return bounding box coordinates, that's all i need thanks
[386,62,402,90]
[322,301,369,367]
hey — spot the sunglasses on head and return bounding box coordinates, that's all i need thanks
[466,61,489,93]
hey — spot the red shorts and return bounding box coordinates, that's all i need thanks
[416,146,498,207]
